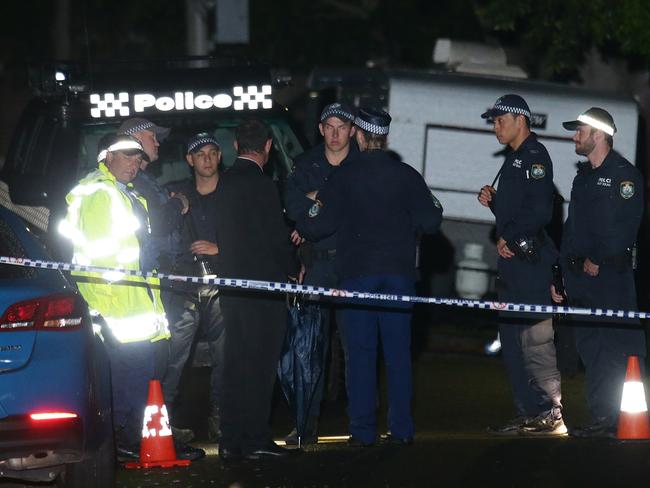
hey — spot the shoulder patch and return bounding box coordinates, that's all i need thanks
[620,180,635,199]
[431,193,442,209]
[530,163,546,179]
[308,201,322,217]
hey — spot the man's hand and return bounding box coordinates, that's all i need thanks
[290,229,304,246]
[478,185,496,207]
[306,190,318,201]
[497,237,515,259]
[550,284,565,304]
[191,240,219,256]
[583,258,600,277]
[298,264,306,284]
[171,191,190,215]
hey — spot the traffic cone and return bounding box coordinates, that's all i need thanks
[124,380,192,469]
[617,356,650,440]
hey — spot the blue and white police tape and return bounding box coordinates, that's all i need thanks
[0,255,647,320]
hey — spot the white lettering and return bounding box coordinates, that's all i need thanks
[214,94,233,108]
[185,91,194,110]
[155,96,175,111]
[195,94,213,109]
[133,94,156,113]
[174,92,184,110]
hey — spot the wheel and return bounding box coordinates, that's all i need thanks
[62,433,116,488]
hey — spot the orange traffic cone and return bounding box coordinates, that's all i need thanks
[617,355,650,440]
[124,380,192,469]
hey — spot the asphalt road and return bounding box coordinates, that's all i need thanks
[112,353,650,488]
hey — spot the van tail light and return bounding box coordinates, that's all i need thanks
[0,293,84,331]
[30,412,78,421]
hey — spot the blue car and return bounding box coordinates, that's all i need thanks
[0,206,115,487]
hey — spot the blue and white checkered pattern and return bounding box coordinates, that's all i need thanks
[354,116,390,135]
[1,255,648,320]
[321,103,355,122]
[121,121,155,135]
[187,135,220,153]
[493,104,531,119]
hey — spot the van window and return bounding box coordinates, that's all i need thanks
[0,218,35,279]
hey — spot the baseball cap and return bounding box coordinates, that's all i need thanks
[106,135,145,156]
[562,107,616,136]
[320,102,356,123]
[187,132,220,154]
[97,133,118,163]
[354,107,391,135]
[118,117,171,141]
[481,94,531,120]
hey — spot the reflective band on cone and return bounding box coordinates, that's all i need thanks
[124,380,191,469]
[617,356,650,440]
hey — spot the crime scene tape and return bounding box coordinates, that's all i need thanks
[0,255,648,320]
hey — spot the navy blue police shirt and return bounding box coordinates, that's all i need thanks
[562,150,643,265]
[285,142,357,251]
[297,149,443,281]
[493,133,554,244]
[491,132,558,307]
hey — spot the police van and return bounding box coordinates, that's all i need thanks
[1,60,306,247]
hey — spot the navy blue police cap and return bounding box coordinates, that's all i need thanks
[320,102,356,123]
[118,117,171,141]
[187,132,220,154]
[562,107,616,136]
[354,107,391,135]
[481,94,531,120]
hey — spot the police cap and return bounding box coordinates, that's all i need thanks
[187,132,220,154]
[481,94,531,121]
[354,107,391,135]
[562,107,616,136]
[118,117,171,141]
[320,102,356,123]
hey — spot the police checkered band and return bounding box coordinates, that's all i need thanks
[493,104,531,119]
[108,140,144,153]
[187,135,220,153]
[354,116,390,135]
[320,103,355,122]
[121,121,155,135]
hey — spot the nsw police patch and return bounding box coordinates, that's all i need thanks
[530,164,546,179]
[308,201,322,217]
[620,180,635,199]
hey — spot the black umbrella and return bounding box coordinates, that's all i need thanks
[277,294,325,448]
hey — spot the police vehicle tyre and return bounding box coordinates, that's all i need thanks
[60,432,116,488]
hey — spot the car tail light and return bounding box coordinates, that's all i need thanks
[30,412,78,421]
[0,293,84,331]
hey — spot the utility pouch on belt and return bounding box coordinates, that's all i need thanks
[510,235,540,264]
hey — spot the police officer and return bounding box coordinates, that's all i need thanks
[554,107,645,437]
[59,135,171,460]
[284,102,357,444]
[298,108,443,446]
[478,94,564,436]
[161,133,225,442]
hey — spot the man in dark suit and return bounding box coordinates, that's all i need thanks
[214,119,297,460]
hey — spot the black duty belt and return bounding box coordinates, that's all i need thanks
[566,253,631,271]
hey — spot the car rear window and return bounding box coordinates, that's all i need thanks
[0,218,35,279]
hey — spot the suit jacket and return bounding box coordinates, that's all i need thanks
[214,157,295,282]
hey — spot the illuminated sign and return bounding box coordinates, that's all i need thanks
[89,85,272,118]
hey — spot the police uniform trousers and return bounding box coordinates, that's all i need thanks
[497,245,562,417]
[302,256,339,423]
[107,338,168,449]
[564,263,646,421]
[219,291,287,451]
[338,273,415,444]
[161,286,225,412]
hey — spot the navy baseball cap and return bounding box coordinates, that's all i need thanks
[481,94,531,120]
[354,107,391,135]
[187,132,220,154]
[118,117,171,141]
[562,107,616,136]
[320,102,355,123]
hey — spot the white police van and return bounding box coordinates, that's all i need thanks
[1,60,306,247]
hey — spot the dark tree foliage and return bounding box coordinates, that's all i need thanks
[476,0,650,80]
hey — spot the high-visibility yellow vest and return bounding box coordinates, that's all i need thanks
[59,163,169,343]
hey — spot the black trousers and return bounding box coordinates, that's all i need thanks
[219,291,287,451]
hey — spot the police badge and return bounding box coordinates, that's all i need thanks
[530,163,546,179]
[308,201,322,217]
[620,180,635,199]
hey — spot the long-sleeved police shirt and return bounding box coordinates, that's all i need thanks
[297,149,443,281]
